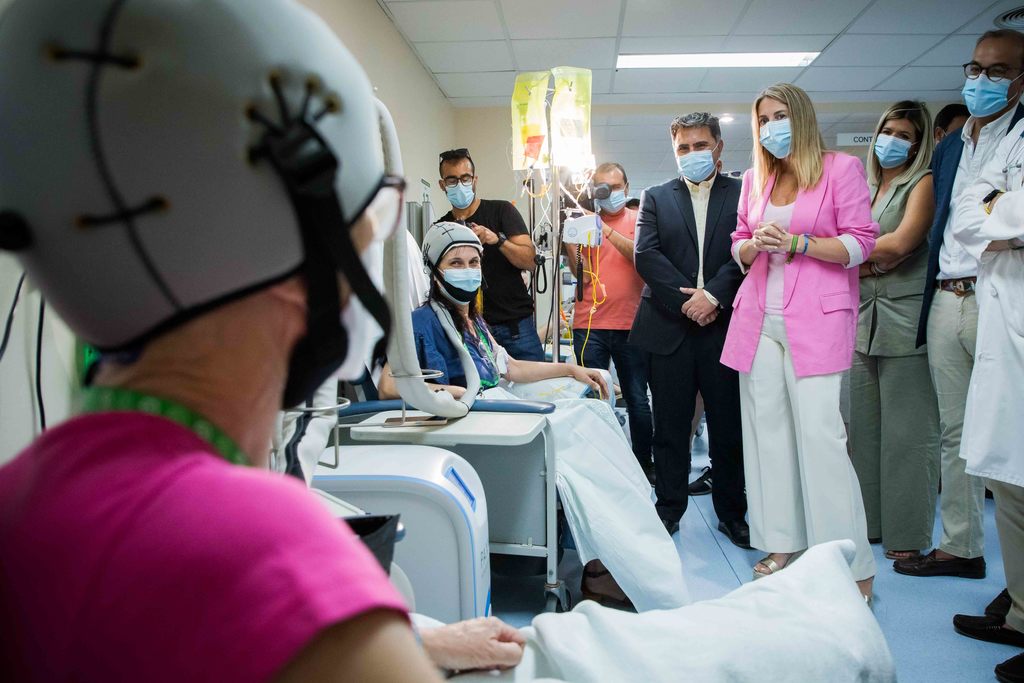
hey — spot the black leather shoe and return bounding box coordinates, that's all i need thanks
[989,589,1013,619]
[688,466,712,496]
[893,550,986,579]
[718,519,751,549]
[997,651,1024,683]
[661,517,680,536]
[954,613,1024,647]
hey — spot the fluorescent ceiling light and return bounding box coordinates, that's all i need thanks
[720,114,735,123]
[616,52,819,69]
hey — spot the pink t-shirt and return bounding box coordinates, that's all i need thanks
[0,412,408,682]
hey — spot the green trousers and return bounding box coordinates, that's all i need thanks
[850,351,940,551]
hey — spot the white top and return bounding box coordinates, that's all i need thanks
[762,200,795,314]
[939,106,1019,280]
[684,174,718,303]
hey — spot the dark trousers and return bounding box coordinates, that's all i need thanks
[572,328,653,464]
[648,322,746,524]
[490,315,544,362]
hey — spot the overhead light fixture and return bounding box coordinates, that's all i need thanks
[720,114,735,123]
[616,52,820,69]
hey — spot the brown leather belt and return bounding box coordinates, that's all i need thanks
[936,277,976,296]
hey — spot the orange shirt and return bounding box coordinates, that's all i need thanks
[573,207,644,331]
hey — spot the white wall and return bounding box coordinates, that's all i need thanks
[301,0,455,208]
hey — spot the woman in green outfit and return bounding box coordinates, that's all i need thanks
[851,100,941,561]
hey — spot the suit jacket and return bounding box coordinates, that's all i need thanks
[916,104,1024,347]
[720,152,878,378]
[629,173,744,355]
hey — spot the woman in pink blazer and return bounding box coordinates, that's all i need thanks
[721,84,879,600]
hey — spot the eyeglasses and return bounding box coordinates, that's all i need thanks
[363,175,406,243]
[964,62,1023,82]
[441,174,475,188]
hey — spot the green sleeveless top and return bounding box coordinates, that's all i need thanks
[856,168,931,357]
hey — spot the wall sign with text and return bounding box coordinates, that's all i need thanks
[837,133,874,146]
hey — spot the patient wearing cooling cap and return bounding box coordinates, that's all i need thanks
[379,221,689,612]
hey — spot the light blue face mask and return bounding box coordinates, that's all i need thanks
[873,134,914,169]
[596,189,627,213]
[962,74,1021,118]
[759,119,792,159]
[446,182,475,210]
[441,266,482,300]
[676,149,717,182]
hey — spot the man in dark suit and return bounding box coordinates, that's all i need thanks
[630,112,748,548]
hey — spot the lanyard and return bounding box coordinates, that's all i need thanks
[79,386,250,466]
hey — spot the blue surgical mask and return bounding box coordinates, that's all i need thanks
[446,182,475,210]
[597,189,627,213]
[440,267,482,304]
[677,150,716,182]
[759,119,792,159]
[873,134,913,169]
[962,74,1020,118]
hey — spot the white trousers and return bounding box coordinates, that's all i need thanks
[739,315,876,581]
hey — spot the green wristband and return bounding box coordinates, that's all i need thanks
[785,234,799,264]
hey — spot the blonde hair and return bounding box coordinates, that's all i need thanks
[751,83,824,198]
[865,100,934,189]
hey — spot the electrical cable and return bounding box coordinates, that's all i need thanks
[36,298,47,431]
[0,272,26,364]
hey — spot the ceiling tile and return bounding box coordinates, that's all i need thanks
[512,38,617,70]
[600,137,671,154]
[912,34,983,66]
[386,1,505,42]
[618,36,727,54]
[604,124,669,141]
[591,69,614,94]
[795,66,899,91]
[698,67,805,93]
[849,0,990,34]
[435,71,517,98]
[613,68,707,93]
[814,34,944,67]
[448,96,514,108]
[874,66,965,91]
[604,114,677,126]
[957,0,1020,34]
[415,41,514,73]
[734,0,872,35]
[500,0,621,39]
[623,0,749,37]
[721,34,834,52]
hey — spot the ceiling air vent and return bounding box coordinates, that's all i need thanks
[996,7,1024,29]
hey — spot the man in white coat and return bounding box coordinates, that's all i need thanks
[950,117,1024,683]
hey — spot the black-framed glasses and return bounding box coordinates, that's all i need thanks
[364,175,406,243]
[441,174,475,188]
[964,62,1023,82]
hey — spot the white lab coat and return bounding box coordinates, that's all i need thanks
[953,118,1024,487]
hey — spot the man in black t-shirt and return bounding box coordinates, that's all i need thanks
[436,147,543,361]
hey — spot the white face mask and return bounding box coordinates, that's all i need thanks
[331,240,385,382]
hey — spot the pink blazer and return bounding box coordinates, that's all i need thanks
[721,152,878,377]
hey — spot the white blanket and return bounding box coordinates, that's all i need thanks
[483,388,689,612]
[457,540,894,683]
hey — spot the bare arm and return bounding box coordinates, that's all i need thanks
[868,175,934,265]
[602,223,635,262]
[378,363,465,400]
[504,357,608,399]
[499,234,537,270]
[274,610,443,683]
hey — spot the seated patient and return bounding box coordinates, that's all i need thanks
[0,1,520,680]
[380,223,689,612]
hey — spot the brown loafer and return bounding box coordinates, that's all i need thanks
[954,613,1024,647]
[893,550,986,579]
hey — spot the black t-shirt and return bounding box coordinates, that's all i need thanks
[438,198,534,325]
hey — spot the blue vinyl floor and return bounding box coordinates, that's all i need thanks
[492,429,1014,682]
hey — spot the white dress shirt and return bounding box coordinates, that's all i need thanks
[684,174,720,306]
[938,105,1019,280]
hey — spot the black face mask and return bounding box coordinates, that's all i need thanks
[249,89,391,408]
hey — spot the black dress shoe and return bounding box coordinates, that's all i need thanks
[718,519,751,549]
[661,517,680,536]
[688,466,712,496]
[893,550,986,579]
[953,613,1024,647]
[989,589,1013,619]
[997,651,1024,683]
